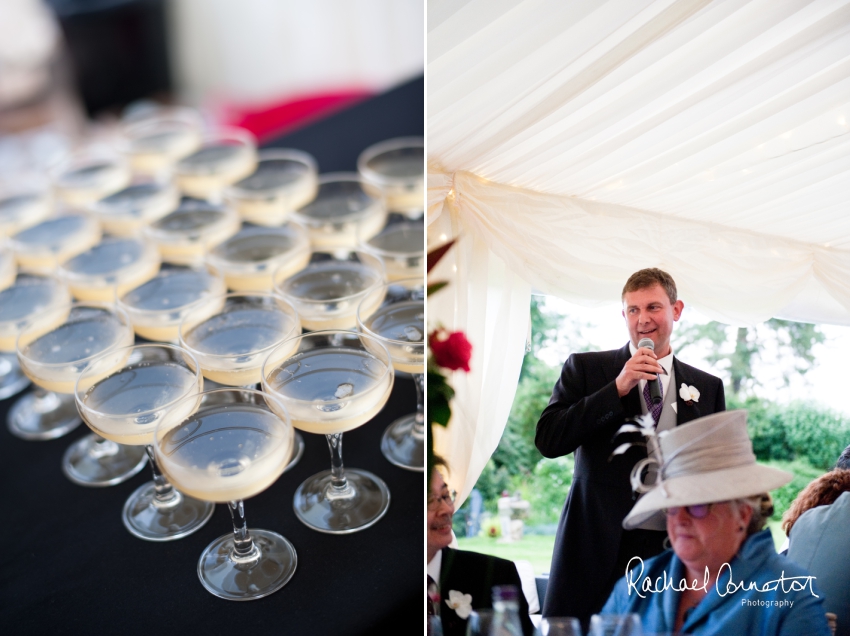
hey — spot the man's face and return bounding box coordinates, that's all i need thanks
[427,470,454,557]
[622,284,683,358]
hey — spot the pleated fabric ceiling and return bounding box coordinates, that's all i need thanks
[426,0,850,499]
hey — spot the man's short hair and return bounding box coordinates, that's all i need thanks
[622,268,678,304]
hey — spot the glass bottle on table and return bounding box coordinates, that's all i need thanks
[14,302,146,485]
[75,343,213,541]
[154,387,297,600]
[261,330,394,534]
[357,277,424,471]
[490,586,525,636]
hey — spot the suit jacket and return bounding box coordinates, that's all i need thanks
[438,548,535,636]
[535,343,725,623]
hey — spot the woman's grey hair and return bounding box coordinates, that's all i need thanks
[733,494,773,536]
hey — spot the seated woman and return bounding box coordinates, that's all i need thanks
[602,410,831,635]
[784,468,850,636]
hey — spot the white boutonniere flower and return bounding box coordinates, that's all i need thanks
[679,383,700,405]
[445,590,473,619]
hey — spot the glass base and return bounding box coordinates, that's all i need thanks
[0,355,30,400]
[293,469,391,534]
[282,431,305,474]
[198,529,297,601]
[62,433,148,487]
[7,390,82,440]
[380,413,423,472]
[122,481,215,541]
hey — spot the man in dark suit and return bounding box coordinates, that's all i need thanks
[428,464,534,636]
[536,268,725,625]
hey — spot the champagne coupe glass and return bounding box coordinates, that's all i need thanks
[8,213,101,275]
[273,249,385,331]
[204,224,310,292]
[118,266,227,343]
[144,200,240,266]
[154,387,297,600]
[262,330,395,533]
[75,343,213,540]
[362,221,424,282]
[174,128,257,203]
[119,106,203,178]
[225,148,318,226]
[51,145,131,210]
[588,614,642,636]
[1,274,71,406]
[89,180,180,237]
[57,237,161,302]
[357,277,424,471]
[291,173,387,250]
[14,302,147,484]
[357,137,423,217]
[535,617,583,636]
[0,175,52,239]
[179,292,305,470]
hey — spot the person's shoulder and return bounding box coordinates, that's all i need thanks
[446,548,516,570]
[569,344,628,363]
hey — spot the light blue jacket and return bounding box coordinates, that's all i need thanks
[601,529,831,635]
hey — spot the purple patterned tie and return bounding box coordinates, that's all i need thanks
[643,378,663,425]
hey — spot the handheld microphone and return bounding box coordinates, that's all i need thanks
[638,337,663,405]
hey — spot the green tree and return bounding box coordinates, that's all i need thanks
[673,318,824,396]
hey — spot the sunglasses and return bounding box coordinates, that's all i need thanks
[663,503,713,519]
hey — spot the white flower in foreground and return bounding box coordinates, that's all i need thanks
[446,590,473,618]
[679,383,700,403]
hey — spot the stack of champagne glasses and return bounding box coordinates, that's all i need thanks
[0,102,424,601]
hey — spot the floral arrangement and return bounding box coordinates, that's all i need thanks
[427,239,473,481]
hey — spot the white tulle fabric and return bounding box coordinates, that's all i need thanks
[427,0,850,500]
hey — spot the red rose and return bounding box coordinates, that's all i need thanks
[429,329,472,372]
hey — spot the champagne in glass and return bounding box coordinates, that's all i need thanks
[144,201,240,266]
[0,177,52,238]
[57,237,161,302]
[174,129,257,203]
[52,146,131,210]
[357,278,424,471]
[357,137,424,217]
[204,224,310,292]
[262,330,394,534]
[120,106,203,177]
[362,221,424,282]
[118,266,227,343]
[225,149,318,226]
[89,181,180,237]
[154,388,297,600]
[274,249,385,331]
[14,302,147,485]
[291,174,387,249]
[8,213,101,275]
[0,249,14,292]
[76,344,213,541]
[0,274,70,404]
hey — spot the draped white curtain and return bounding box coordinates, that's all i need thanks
[427,0,850,498]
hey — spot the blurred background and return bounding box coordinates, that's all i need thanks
[0,0,424,169]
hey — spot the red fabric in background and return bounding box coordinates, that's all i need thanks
[224,89,375,142]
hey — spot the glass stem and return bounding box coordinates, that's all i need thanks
[413,373,424,434]
[228,500,259,561]
[145,445,179,506]
[325,433,354,498]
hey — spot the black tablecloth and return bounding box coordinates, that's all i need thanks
[0,76,424,636]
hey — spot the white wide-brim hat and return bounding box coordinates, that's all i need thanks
[623,410,792,531]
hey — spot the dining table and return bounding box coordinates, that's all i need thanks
[0,75,424,636]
